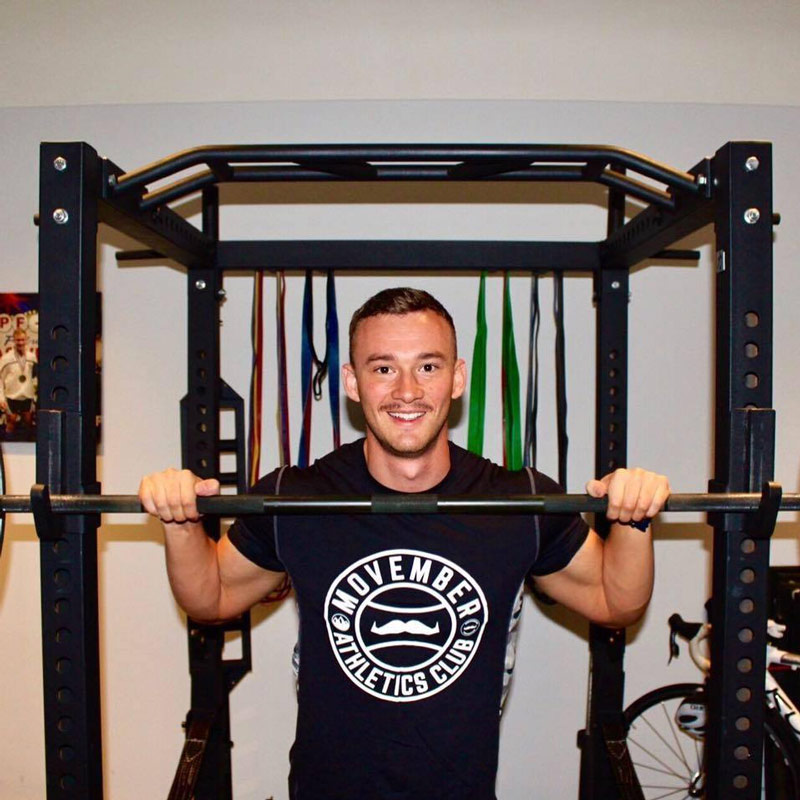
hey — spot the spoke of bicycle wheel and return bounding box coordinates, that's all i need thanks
[661,703,692,774]
[637,787,691,800]
[628,716,690,777]
[628,754,687,781]
[664,701,694,776]
[693,738,702,788]
[628,734,683,779]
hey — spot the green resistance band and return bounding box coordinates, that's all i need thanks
[502,273,523,470]
[467,272,488,455]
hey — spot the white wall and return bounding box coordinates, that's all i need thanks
[3,0,800,108]
[1,98,799,800]
[1,3,800,799]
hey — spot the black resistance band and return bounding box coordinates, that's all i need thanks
[553,273,568,488]
[523,274,541,469]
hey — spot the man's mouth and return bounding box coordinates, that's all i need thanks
[387,411,426,421]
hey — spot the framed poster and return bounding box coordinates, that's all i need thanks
[0,293,38,441]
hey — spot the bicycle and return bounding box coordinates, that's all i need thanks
[623,612,800,798]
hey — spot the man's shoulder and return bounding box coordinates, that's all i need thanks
[447,443,564,495]
[446,442,529,493]
[251,439,367,494]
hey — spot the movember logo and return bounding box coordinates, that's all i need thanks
[324,549,488,702]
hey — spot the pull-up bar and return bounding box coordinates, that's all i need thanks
[107,143,704,213]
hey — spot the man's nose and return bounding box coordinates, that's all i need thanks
[392,371,424,403]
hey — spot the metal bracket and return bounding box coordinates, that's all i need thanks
[748,481,782,540]
[31,483,61,542]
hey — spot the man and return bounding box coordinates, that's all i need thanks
[0,328,37,434]
[140,287,669,800]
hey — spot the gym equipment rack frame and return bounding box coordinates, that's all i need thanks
[36,141,776,799]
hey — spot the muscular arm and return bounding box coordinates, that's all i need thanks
[534,523,653,627]
[140,469,285,622]
[533,467,668,628]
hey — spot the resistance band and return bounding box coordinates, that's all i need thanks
[523,274,541,469]
[467,272,488,455]
[276,272,291,467]
[297,270,340,469]
[502,273,523,470]
[248,272,264,486]
[553,273,568,487]
[264,275,294,605]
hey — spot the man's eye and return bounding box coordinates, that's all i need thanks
[421,363,438,373]
[376,366,392,374]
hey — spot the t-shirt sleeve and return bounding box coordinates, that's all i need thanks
[527,470,590,577]
[226,470,287,573]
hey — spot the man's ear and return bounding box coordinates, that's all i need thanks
[342,363,360,402]
[451,358,467,399]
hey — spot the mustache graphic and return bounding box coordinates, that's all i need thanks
[370,619,441,636]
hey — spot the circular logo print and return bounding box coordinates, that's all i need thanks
[324,549,488,702]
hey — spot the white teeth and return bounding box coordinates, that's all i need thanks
[389,412,425,421]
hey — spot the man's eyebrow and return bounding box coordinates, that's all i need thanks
[364,353,397,364]
[363,351,448,364]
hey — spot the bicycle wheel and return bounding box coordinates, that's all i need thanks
[624,683,705,798]
[623,682,800,799]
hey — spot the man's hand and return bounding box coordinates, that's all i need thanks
[138,468,220,525]
[139,468,285,622]
[534,467,668,627]
[585,468,670,524]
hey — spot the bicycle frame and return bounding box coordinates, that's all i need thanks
[684,620,800,741]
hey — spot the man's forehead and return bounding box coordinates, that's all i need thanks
[356,310,450,334]
[352,311,455,353]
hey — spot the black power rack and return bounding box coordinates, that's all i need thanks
[35,141,776,799]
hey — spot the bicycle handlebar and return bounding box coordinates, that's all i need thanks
[668,613,703,642]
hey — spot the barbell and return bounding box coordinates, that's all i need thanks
[6,487,800,516]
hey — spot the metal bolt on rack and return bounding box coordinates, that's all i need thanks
[745,156,760,172]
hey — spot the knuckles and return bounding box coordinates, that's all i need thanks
[139,468,201,522]
[601,467,670,519]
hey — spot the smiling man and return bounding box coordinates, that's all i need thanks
[140,287,669,800]
[0,328,38,434]
[341,292,467,489]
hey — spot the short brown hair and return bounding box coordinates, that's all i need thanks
[349,287,456,360]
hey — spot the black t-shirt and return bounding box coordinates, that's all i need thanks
[229,439,589,800]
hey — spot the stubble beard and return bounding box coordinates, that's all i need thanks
[367,408,447,459]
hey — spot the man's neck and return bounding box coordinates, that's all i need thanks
[363,433,451,493]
